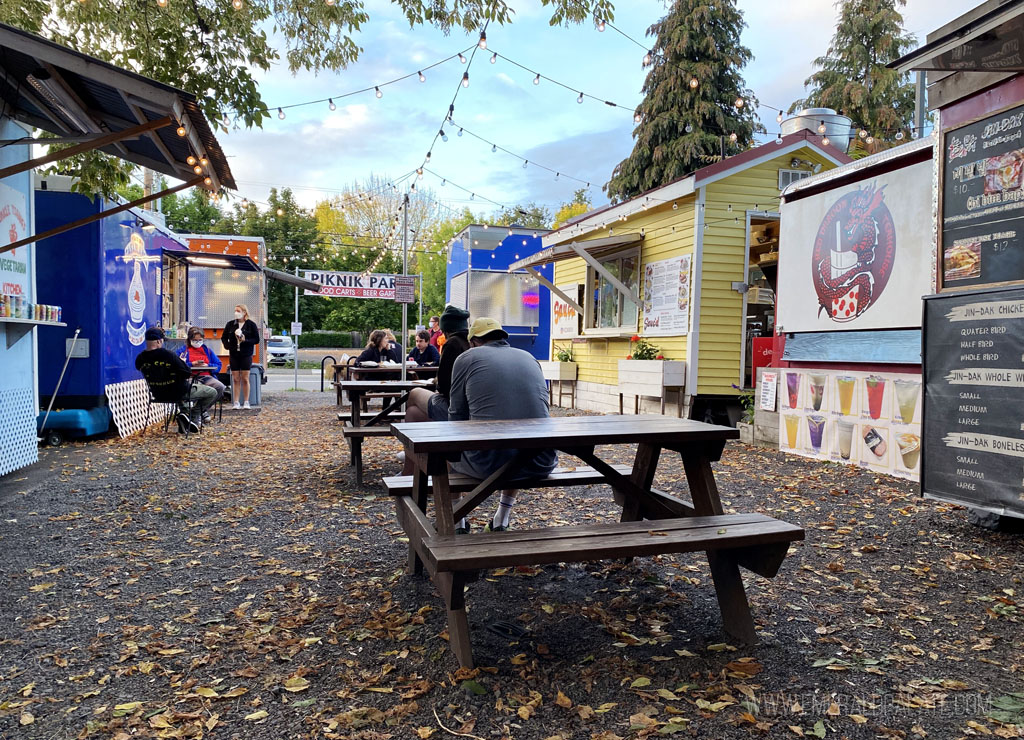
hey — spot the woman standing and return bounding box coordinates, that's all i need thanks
[221,304,259,409]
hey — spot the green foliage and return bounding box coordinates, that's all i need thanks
[296,332,354,349]
[553,189,592,229]
[553,344,574,362]
[790,0,917,145]
[3,0,618,195]
[732,384,755,422]
[493,203,551,230]
[628,337,661,361]
[163,187,230,234]
[605,0,760,202]
[418,208,476,318]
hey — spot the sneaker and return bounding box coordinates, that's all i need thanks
[242,401,251,410]
[201,412,211,424]
[485,521,508,533]
[232,402,241,410]
[177,415,200,434]
[455,523,471,535]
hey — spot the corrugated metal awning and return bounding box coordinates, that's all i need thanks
[509,233,643,270]
[264,267,322,292]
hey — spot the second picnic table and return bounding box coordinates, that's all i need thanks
[386,414,804,667]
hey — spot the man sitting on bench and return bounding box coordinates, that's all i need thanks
[448,317,557,533]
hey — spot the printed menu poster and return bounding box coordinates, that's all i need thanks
[551,283,579,338]
[778,368,921,482]
[922,287,1024,516]
[642,254,691,336]
[0,182,29,298]
[942,103,1024,289]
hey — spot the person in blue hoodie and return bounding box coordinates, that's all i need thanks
[178,327,225,419]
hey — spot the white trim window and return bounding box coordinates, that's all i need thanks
[586,249,640,330]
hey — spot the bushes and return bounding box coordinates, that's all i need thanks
[296,331,356,349]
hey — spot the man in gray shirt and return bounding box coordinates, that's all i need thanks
[448,317,557,532]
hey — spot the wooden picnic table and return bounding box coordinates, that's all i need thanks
[332,363,440,405]
[387,414,804,668]
[338,379,435,484]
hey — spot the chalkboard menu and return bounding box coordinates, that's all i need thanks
[941,103,1024,289]
[922,286,1024,517]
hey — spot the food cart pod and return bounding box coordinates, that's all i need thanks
[511,131,850,419]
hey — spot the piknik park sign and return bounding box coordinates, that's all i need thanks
[303,271,399,299]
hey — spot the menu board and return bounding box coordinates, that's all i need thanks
[642,254,691,336]
[922,287,1024,516]
[777,368,921,482]
[941,103,1024,288]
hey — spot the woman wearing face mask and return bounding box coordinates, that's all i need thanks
[221,304,260,409]
[177,327,225,419]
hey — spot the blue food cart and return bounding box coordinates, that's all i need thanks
[33,178,191,443]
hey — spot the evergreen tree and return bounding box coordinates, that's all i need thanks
[605,0,760,203]
[790,0,916,151]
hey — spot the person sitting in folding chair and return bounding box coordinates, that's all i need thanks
[136,327,217,434]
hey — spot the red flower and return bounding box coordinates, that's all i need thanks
[656,354,664,360]
[630,334,640,342]
[626,354,632,360]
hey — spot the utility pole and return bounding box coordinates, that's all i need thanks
[401,192,409,383]
[293,265,299,391]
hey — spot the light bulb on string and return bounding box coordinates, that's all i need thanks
[416,168,423,179]
[441,179,446,186]
[222,113,230,127]
[859,129,868,139]
[689,77,699,89]
[440,129,448,142]
[577,92,584,104]
[895,131,905,140]
[187,155,197,166]
[776,110,783,124]
[458,53,467,63]
[203,177,212,186]
[457,128,463,137]
[241,198,249,208]
[328,98,336,111]
[533,73,540,85]
[200,157,208,167]
[821,135,830,146]
[470,193,475,200]
[425,151,432,163]
[685,123,693,133]
[729,132,738,142]
[555,172,560,181]
[193,165,203,175]
[375,86,382,98]
[325,0,335,5]
[866,135,874,145]
[776,133,783,145]
[642,50,653,66]
[176,125,187,137]
[734,97,744,109]
[817,121,826,134]
[672,201,678,210]
[478,32,487,50]
[597,18,605,31]
[156,0,168,7]
[634,111,642,123]
[461,72,470,88]
[276,208,284,216]
[232,0,242,8]
[522,160,528,169]
[277,107,285,119]
[490,52,497,64]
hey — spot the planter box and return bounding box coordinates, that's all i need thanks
[617,359,686,397]
[737,421,754,444]
[538,361,578,381]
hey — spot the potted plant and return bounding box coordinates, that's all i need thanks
[618,335,686,412]
[539,344,578,381]
[733,384,755,443]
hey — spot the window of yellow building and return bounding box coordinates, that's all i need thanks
[589,249,640,330]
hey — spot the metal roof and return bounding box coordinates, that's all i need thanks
[0,22,234,190]
[509,233,643,270]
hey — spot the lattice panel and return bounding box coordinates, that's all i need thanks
[106,379,172,438]
[0,387,39,476]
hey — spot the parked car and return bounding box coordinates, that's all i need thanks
[267,335,296,365]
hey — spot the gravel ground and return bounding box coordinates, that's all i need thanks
[0,390,1021,740]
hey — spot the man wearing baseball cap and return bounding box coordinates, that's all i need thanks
[135,327,217,432]
[447,317,556,532]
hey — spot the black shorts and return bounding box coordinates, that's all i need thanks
[427,392,450,421]
[229,353,253,371]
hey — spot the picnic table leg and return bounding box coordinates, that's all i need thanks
[440,571,474,668]
[350,390,361,427]
[408,462,429,575]
[681,451,757,644]
[622,442,661,522]
[432,462,456,537]
[353,438,364,485]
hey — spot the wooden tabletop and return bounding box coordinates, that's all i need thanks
[391,415,738,453]
[339,379,434,392]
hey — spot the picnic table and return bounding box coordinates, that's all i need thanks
[338,379,434,483]
[385,414,804,668]
[332,363,439,405]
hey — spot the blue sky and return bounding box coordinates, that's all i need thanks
[217,0,972,214]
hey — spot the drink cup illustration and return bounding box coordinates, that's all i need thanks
[893,379,920,424]
[784,414,800,448]
[865,375,886,420]
[836,376,856,415]
[863,426,887,458]
[896,433,921,470]
[786,372,800,408]
[806,414,826,453]
[809,373,827,411]
[837,420,854,460]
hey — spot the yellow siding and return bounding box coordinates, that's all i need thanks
[553,197,696,386]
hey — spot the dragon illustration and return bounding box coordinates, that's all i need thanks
[813,183,895,321]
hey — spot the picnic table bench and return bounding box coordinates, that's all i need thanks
[339,379,433,484]
[387,414,804,668]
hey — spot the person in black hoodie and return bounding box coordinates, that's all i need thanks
[399,305,471,475]
[221,303,260,409]
[355,330,399,379]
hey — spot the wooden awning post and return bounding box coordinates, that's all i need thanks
[0,176,202,255]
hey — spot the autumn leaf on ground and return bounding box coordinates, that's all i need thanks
[282,676,310,692]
